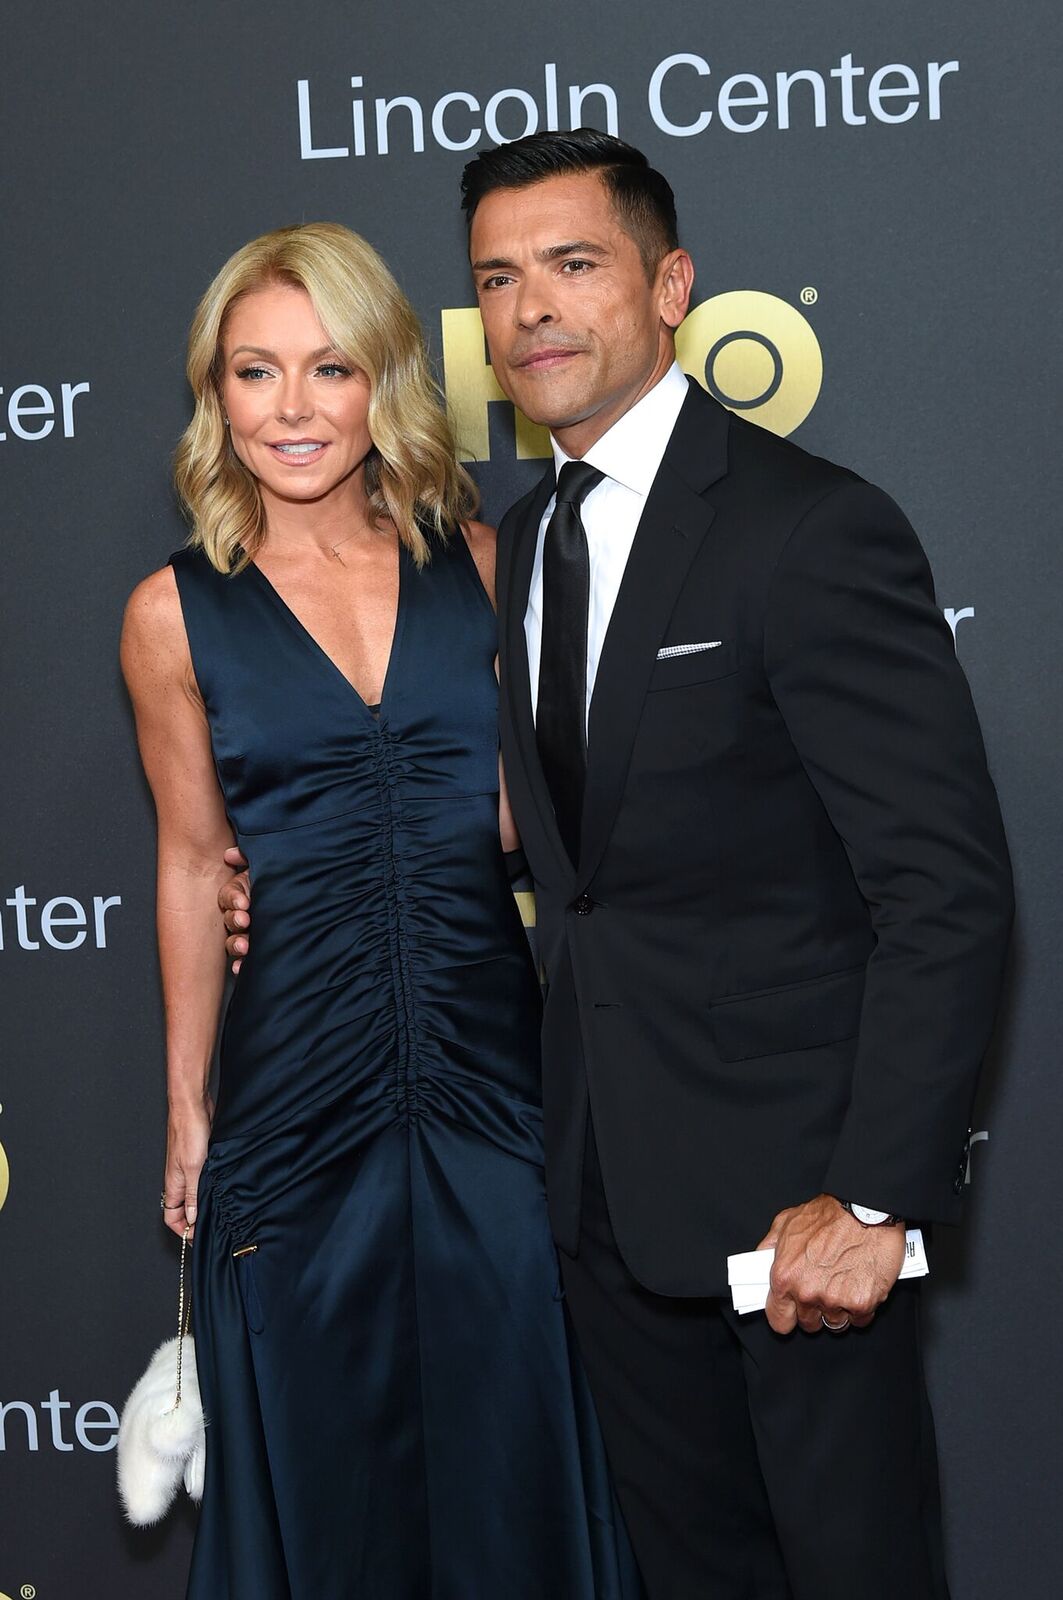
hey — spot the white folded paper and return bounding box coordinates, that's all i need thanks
[727,1228,929,1315]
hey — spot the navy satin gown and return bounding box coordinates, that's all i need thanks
[170,534,641,1599]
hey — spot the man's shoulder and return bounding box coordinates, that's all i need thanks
[672,390,922,582]
[725,407,865,505]
[669,381,872,529]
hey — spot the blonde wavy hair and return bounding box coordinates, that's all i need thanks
[174,222,476,572]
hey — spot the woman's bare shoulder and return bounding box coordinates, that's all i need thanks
[121,564,190,682]
[461,519,498,606]
[461,518,497,553]
[124,563,182,629]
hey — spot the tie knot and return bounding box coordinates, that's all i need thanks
[555,460,604,508]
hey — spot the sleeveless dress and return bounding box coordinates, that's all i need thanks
[169,536,641,1600]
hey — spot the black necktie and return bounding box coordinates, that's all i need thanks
[536,460,604,866]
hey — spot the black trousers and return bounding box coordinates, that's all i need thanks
[559,1124,950,1600]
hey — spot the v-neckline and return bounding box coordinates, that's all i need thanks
[248,543,407,720]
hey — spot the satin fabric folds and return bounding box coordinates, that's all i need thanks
[169,536,640,1600]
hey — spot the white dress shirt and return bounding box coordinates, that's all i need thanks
[525,361,689,726]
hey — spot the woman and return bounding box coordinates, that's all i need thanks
[121,223,641,1598]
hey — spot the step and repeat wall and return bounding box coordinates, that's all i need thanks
[2,3,1059,1595]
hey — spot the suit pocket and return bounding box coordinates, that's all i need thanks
[646,641,737,691]
[708,966,865,1062]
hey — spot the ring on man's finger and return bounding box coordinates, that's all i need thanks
[160,1196,184,1210]
[820,1313,851,1332]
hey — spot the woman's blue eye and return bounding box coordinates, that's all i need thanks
[318,363,352,377]
[236,365,270,380]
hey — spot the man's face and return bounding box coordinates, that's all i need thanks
[470,172,691,454]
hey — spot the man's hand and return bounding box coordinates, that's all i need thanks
[757,1194,906,1336]
[219,846,251,973]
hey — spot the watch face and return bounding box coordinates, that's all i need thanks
[851,1203,891,1226]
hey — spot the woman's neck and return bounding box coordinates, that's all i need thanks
[259,471,377,559]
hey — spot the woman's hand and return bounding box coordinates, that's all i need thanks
[162,1098,213,1241]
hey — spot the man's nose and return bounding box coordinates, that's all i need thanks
[514,276,559,331]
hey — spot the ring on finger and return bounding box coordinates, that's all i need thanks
[160,1195,184,1210]
[821,1313,851,1332]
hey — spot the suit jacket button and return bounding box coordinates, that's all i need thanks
[573,894,594,916]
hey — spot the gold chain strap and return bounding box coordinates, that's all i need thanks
[173,1224,192,1409]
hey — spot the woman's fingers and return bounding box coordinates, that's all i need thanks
[165,1206,193,1241]
[164,1114,209,1242]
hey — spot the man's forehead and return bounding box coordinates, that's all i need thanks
[469,172,619,254]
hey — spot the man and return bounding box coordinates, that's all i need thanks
[224,131,1012,1597]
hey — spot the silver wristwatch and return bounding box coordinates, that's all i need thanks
[837,1199,903,1227]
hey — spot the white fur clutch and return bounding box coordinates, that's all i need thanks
[117,1228,206,1525]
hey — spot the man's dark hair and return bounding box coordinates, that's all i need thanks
[461,127,679,276]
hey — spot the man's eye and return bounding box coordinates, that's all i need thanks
[560,259,594,274]
[482,275,513,291]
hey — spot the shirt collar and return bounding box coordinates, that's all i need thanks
[550,361,689,497]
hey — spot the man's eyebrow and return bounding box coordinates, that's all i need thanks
[471,241,610,273]
[538,240,609,262]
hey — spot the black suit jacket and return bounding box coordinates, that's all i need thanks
[497,379,1013,1297]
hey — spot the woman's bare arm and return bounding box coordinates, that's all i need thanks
[121,566,236,1237]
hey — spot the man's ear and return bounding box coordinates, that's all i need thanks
[658,249,695,331]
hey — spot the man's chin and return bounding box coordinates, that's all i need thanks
[507,379,596,434]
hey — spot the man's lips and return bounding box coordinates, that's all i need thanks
[512,347,584,372]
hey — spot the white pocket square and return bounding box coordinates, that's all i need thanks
[656,641,722,660]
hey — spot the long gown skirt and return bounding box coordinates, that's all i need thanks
[170,538,642,1599]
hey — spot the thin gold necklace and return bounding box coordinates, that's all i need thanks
[329,521,371,563]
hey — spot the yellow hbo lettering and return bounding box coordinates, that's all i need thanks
[441,292,821,461]
[675,291,822,437]
[440,309,551,462]
[0,1138,8,1212]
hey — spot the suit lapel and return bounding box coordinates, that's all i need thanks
[577,382,731,888]
[499,469,575,884]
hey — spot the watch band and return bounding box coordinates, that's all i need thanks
[838,1199,902,1227]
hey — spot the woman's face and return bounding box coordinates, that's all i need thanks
[220,282,373,510]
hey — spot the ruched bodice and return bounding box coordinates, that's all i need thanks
[169,534,640,1600]
[175,535,539,1146]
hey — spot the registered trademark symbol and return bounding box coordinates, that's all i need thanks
[22,1584,37,1598]
[800,286,818,306]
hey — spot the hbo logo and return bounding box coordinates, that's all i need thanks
[442,290,822,461]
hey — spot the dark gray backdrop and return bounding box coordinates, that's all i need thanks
[2,3,1059,1595]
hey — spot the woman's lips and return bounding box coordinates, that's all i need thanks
[267,441,329,465]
